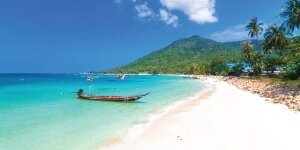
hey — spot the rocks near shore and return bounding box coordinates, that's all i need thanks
[201,76,300,111]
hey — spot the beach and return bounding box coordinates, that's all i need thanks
[102,77,300,150]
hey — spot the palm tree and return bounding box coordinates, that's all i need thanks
[285,36,300,62]
[252,52,264,75]
[241,40,254,63]
[280,0,300,33]
[245,17,264,47]
[262,24,290,54]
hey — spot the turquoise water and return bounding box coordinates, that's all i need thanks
[0,74,202,150]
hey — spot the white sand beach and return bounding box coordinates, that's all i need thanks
[102,77,300,150]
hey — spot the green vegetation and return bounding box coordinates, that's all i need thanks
[280,0,300,33]
[228,63,244,76]
[108,0,299,81]
[285,36,300,63]
[241,40,254,64]
[284,60,300,80]
[252,52,264,75]
[245,17,264,42]
[209,56,229,75]
[245,17,264,52]
[241,0,300,80]
[262,25,289,54]
[223,40,262,51]
[109,36,241,74]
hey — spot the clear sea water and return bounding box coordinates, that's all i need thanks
[0,74,202,150]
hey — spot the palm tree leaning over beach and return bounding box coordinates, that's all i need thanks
[245,17,264,52]
[280,0,300,33]
[262,24,290,54]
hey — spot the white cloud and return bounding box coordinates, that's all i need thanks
[135,3,155,18]
[211,23,268,42]
[159,9,179,27]
[134,3,178,27]
[160,0,217,24]
[210,24,248,42]
[114,0,124,4]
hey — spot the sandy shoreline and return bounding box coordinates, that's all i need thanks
[101,77,300,150]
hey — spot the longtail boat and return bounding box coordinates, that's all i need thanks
[77,89,149,102]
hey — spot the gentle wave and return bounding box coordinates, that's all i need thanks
[120,80,212,143]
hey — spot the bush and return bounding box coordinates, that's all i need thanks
[252,52,264,76]
[283,60,300,80]
[228,63,244,76]
[209,56,229,75]
[263,55,283,71]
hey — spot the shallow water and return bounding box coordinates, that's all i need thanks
[0,74,202,150]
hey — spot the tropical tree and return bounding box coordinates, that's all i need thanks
[263,55,284,71]
[241,40,254,63]
[280,0,300,33]
[280,36,300,65]
[252,52,264,75]
[209,56,229,75]
[228,63,244,76]
[284,59,300,80]
[288,36,300,60]
[262,24,290,54]
[187,64,200,74]
[245,17,264,48]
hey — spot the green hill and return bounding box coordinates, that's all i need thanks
[223,40,262,51]
[108,36,242,74]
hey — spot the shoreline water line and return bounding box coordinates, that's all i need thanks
[100,79,215,149]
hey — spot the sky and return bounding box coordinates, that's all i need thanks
[0,0,287,73]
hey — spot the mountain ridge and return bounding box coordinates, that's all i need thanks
[107,36,245,74]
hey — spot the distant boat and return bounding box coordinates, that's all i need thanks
[77,89,149,102]
[117,74,126,80]
[87,74,93,82]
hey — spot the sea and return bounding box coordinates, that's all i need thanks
[0,74,203,150]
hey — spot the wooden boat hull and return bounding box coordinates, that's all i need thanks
[77,89,149,102]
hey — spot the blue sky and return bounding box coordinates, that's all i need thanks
[0,0,286,73]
